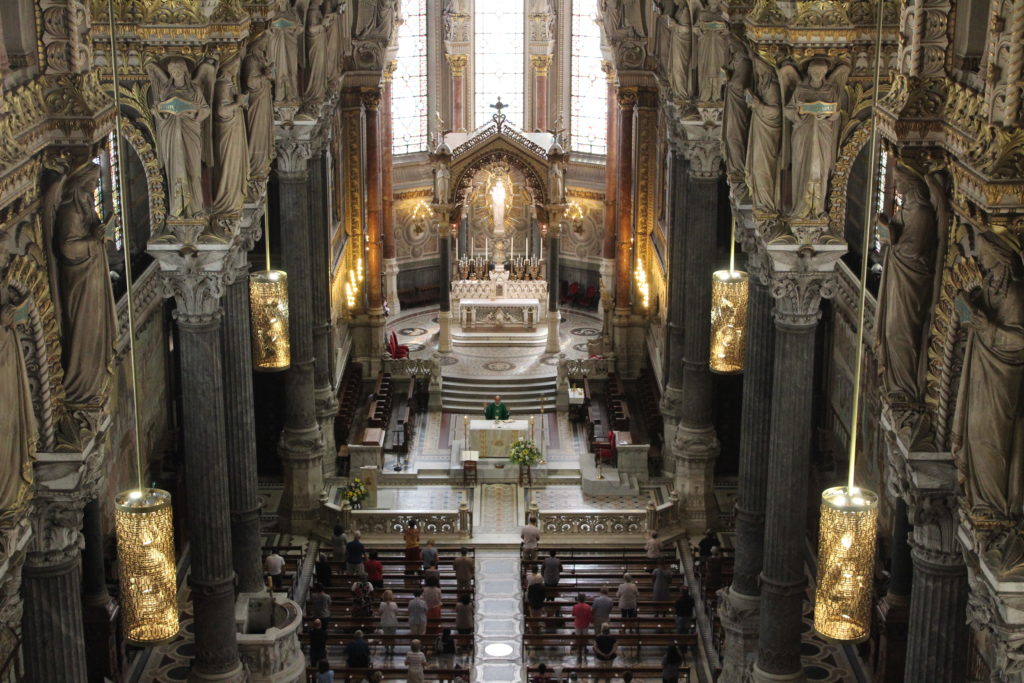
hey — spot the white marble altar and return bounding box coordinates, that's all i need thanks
[459,298,540,329]
[468,419,530,458]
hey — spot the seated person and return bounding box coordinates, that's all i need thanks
[484,394,509,420]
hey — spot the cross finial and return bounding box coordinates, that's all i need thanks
[489,97,508,131]
[490,98,507,113]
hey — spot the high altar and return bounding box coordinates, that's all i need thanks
[467,419,531,458]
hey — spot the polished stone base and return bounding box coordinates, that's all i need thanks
[719,587,761,683]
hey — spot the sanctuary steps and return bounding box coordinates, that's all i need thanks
[441,374,556,414]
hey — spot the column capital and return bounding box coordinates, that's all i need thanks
[680,139,724,180]
[766,245,844,328]
[275,127,317,179]
[617,86,639,108]
[602,60,617,84]
[360,86,383,110]
[160,259,228,326]
[446,53,469,76]
[383,60,398,82]
[26,498,85,569]
[530,54,553,75]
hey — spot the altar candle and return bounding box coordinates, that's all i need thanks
[510,235,514,259]
[485,238,488,261]
[539,238,543,262]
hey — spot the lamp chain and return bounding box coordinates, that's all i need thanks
[107,0,144,493]
[847,0,887,490]
[264,194,271,272]
[729,215,736,274]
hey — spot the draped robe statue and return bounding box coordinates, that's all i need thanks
[323,0,344,83]
[693,0,729,102]
[304,0,328,102]
[0,224,34,515]
[211,62,249,215]
[952,234,1024,521]
[354,0,398,42]
[874,166,940,402]
[722,41,752,185]
[744,60,782,212]
[147,58,212,218]
[667,3,692,98]
[269,0,302,103]
[243,37,275,181]
[781,59,849,218]
[55,164,117,406]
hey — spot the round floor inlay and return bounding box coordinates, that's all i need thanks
[572,343,589,352]
[540,357,561,366]
[405,342,426,352]
[398,327,428,336]
[570,327,601,336]
[439,356,458,365]
[483,642,514,657]
[483,361,515,372]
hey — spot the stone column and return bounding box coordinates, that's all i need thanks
[81,497,120,682]
[168,268,243,680]
[904,491,969,681]
[22,499,88,682]
[439,230,452,353]
[531,55,552,131]
[447,54,468,131]
[545,227,560,353]
[874,497,912,682]
[600,63,618,326]
[221,273,265,593]
[720,226,774,680]
[659,149,688,478]
[753,264,837,683]
[364,88,384,313]
[276,131,325,534]
[672,142,722,531]
[382,64,400,316]
[308,148,339,478]
[613,87,636,310]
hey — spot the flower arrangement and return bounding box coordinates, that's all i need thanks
[344,478,369,506]
[508,439,542,467]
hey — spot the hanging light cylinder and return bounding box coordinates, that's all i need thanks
[709,269,748,373]
[813,486,878,642]
[115,488,179,645]
[249,269,291,371]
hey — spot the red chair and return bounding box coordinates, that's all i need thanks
[560,282,579,305]
[595,442,614,468]
[579,285,597,308]
[387,332,409,359]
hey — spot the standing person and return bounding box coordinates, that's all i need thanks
[521,516,541,561]
[526,564,544,586]
[674,587,694,634]
[264,549,285,589]
[345,531,366,575]
[364,550,384,589]
[308,582,332,626]
[435,627,457,668]
[379,589,399,655]
[454,547,474,592]
[408,589,428,636]
[651,560,674,614]
[542,549,562,601]
[331,525,348,563]
[421,539,439,573]
[307,618,327,664]
[526,574,547,625]
[315,551,333,587]
[571,593,593,660]
[316,658,334,683]
[484,394,509,420]
[662,643,684,682]
[455,593,474,635]
[404,519,421,574]
[645,530,663,569]
[351,577,373,618]
[591,585,614,634]
[405,639,427,683]
[592,623,619,681]
[617,574,639,632]
[697,529,717,559]
[344,629,371,669]
[706,547,724,593]
[423,574,443,623]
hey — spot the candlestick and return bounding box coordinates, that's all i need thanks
[539,238,543,262]
[485,238,488,261]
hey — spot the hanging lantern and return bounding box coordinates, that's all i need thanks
[813,486,878,642]
[249,269,290,371]
[709,269,748,373]
[115,488,179,645]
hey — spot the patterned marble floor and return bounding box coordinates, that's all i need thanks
[473,550,525,682]
[389,307,603,379]
[526,484,662,511]
[477,483,520,534]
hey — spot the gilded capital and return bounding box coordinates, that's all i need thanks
[446,54,469,77]
[601,60,617,85]
[617,87,639,108]
[360,87,382,110]
[530,54,553,76]
[383,61,398,83]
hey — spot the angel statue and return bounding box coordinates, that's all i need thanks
[693,0,730,102]
[211,59,249,215]
[780,58,850,219]
[146,57,214,219]
[744,58,782,213]
[0,223,35,515]
[268,0,303,103]
[874,165,943,403]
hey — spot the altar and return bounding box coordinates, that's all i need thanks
[459,298,540,329]
[467,419,530,458]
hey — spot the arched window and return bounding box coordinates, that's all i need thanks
[474,1,525,129]
[570,0,606,155]
[392,0,428,155]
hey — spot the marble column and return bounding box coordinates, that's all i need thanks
[545,229,560,353]
[600,62,617,331]
[672,144,722,531]
[382,67,400,316]
[23,500,88,682]
[221,275,265,593]
[276,132,325,534]
[613,87,635,310]
[447,54,467,131]
[171,273,243,679]
[904,493,969,681]
[439,231,452,353]
[81,497,120,682]
[531,55,552,131]
[874,497,912,682]
[659,149,688,478]
[308,149,339,479]
[753,268,834,683]
[719,238,774,678]
[364,88,384,313]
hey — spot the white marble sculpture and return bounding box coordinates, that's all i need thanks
[744,59,782,212]
[243,35,275,181]
[693,0,729,102]
[666,2,692,98]
[268,0,303,103]
[304,0,328,102]
[212,60,249,215]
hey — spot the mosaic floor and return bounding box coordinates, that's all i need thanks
[526,484,661,512]
[389,307,602,379]
[478,483,521,534]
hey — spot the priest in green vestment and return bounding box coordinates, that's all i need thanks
[484,395,509,420]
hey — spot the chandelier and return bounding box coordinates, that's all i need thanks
[250,198,290,371]
[105,0,179,644]
[709,217,747,373]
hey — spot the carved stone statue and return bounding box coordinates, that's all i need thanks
[54,163,117,406]
[548,153,566,205]
[622,0,649,38]
[268,0,303,103]
[744,60,782,213]
[323,0,345,83]
[0,223,34,515]
[952,232,1024,522]
[693,0,729,102]
[666,3,692,98]
[211,60,249,215]
[602,0,647,40]
[354,0,398,42]
[780,59,850,218]
[147,57,213,218]
[874,165,941,403]
[434,163,451,204]
[443,0,470,43]
[722,39,752,186]
[243,35,275,181]
[304,0,328,102]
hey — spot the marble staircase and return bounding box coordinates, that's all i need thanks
[441,374,557,414]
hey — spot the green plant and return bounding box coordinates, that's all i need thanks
[508,438,542,467]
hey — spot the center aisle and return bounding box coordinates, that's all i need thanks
[472,549,524,682]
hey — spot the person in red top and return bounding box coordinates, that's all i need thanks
[571,592,593,660]
[364,550,384,589]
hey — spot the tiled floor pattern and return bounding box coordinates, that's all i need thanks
[382,485,466,510]
[473,550,525,682]
[478,484,520,534]
[527,485,660,511]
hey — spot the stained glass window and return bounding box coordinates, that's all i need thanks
[474,1,525,130]
[392,0,428,155]
[571,0,607,155]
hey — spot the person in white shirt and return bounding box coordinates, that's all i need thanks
[264,551,285,589]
